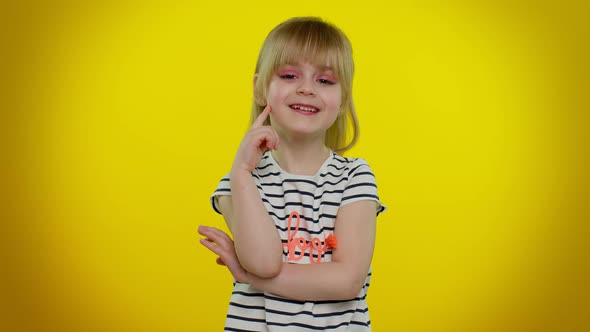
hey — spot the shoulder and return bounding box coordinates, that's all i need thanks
[333,153,386,215]
[330,152,374,177]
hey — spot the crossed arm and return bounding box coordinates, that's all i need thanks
[222,169,284,278]
[199,194,377,301]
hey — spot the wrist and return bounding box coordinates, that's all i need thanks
[242,270,257,285]
[230,165,252,178]
[230,168,254,187]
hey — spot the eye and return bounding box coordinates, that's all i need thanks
[278,70,298,80]
[280,74,297,79]
[318,78,336,85]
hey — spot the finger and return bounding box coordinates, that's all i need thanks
[253,127,279,152]
[255,126,279,150]
[202,226,233,245]
[199,230,235,255]
[197,225,211,237]
[269,127,280,151]
[216,257,226,266]
[271,127,280,150]
[251,105,271,129]
[198,225,227,242]
[199,238,222,256]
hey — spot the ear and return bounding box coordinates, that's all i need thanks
[253,74,266,106]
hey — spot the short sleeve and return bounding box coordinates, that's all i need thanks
[210,174,231,215]
[340,159,386,216]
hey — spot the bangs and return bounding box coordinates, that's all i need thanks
[257,18,353,86]
[272,28,345,78]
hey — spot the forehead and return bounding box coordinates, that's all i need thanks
[278,62,335,72]
[277,46,338,66]
[271,47,342,77]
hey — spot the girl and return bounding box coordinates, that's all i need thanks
[198,17,386,331]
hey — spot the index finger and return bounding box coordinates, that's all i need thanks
[251,105,271,128]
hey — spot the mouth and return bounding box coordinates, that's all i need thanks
[289,104,319,114]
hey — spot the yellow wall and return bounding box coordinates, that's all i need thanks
[3,1,589,331]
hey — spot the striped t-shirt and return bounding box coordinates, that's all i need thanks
[211,150,386,331]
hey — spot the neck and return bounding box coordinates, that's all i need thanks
[271,140,330,176]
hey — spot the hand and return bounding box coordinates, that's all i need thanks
[198,225,249,283]
[232,105,280,173]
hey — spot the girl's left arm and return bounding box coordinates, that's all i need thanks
[200,199,377,301]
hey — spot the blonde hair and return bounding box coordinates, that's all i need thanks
[251,17,359,154]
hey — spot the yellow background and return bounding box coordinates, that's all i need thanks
[3,1,589,331]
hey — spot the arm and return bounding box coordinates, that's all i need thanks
[200,199,378,301]
[246,200,377,301]
[217,183,282,278]
[213,105,283,278]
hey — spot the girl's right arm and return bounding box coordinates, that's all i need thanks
[217,106,283,278]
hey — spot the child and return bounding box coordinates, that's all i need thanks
[198,17,386,331]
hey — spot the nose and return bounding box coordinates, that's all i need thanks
[296,79,315,96]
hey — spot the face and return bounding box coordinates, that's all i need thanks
[265,62,342,140]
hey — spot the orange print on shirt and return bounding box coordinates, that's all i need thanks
[282,211,337,264]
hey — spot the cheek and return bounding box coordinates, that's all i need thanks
[327,91,343,110]
[265,84,281,105]
[267,91,291,112]
[266,94,278,109]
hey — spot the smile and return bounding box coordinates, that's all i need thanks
[289,104,319,113]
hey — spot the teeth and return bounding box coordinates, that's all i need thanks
[291,105,318,112]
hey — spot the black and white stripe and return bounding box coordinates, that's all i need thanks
[211,151,385,331]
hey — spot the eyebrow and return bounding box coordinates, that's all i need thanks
[281,63,335,72]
